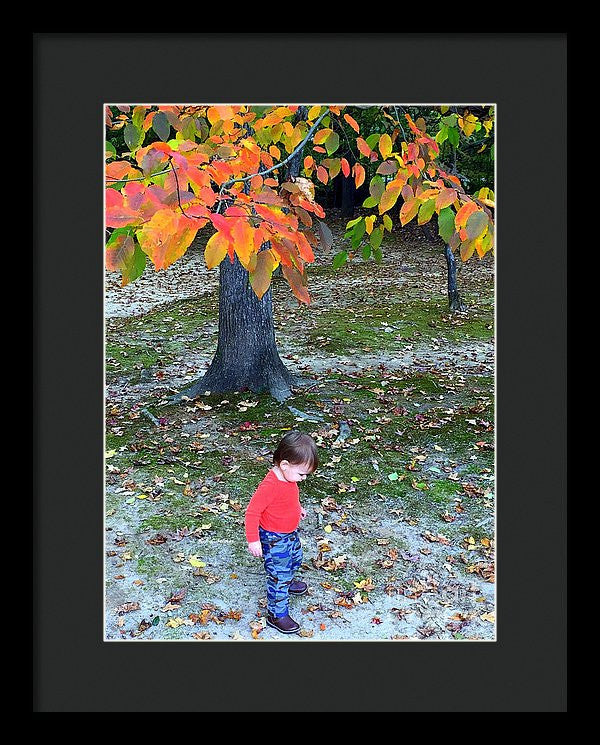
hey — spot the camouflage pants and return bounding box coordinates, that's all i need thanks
[259,527,303,618]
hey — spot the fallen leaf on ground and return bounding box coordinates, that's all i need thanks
[115,602,140,615]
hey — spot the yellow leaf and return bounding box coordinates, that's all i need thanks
[136,494,148,500]
[166,617,186,628]
[204,231,230,270]
[250,249,278,300]
[379,133,392,159]
[480,612,495,623]
[105,450,116,459]
[314,128,333,145]
[324,525,333,533]
[189,555,206,568]
[308,105,322,120]
[379,186,401,215]
[137,209,198,271]
[365,215,376,235]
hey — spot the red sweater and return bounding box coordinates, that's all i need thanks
[244,469,302,542]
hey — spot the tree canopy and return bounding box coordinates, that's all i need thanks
[106,104,494,303]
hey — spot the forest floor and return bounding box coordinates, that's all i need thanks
[104,209,495,642]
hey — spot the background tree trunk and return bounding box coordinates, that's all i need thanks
[445,243,466,311]
[285,105,308,180]
[172,256,296,402]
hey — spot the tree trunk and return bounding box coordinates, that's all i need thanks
[172,256,297,402]
[173,106,311,404]
[445,244,466,311]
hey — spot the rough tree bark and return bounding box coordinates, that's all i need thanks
[445,243,466,311]
[172,255,298,402]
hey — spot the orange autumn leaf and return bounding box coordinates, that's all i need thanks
[316,165,329,185]
[344,113,360,133]
[400,196,420,226]
[353,163,366,188]
[435,188,457,211]
[455,200,479,229]
[356,137,372,158]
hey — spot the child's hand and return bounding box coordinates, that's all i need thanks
[248,540,262,557]
[300,507,308,519]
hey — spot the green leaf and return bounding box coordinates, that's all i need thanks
[123,241,147,284]
[132,106,146,129]
[332,250,348,269]
[366,133,380,150]
[182,116,197,141]
[345,217,362,229]
[438,207,455,243]
[351,233,364,250]
[418,198,436,225]
[362,244,372,260]
[373,246,383,263]
[436,125,448,144]
[349,218,366,248]
[388,472,399,481]
[362,196,378,208]
[370,226,383,251]
[105,141,117,159]
[441,114,457,127]
[151,112,170,142]
[124,123,144,152]
[325,131,340,156]
[106,226,134,247]
[256,127,272,147]
[448,127,459,147]
[152,616,160,626]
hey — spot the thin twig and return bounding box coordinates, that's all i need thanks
[106,165,173,183]
[169,158,203,220]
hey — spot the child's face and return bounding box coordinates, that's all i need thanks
[278,460,313,482]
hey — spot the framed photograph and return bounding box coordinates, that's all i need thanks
[34,33,567,712]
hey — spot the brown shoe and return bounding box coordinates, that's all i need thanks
[288,580,308,596]
[266,613,300,634]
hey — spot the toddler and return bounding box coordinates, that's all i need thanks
[245,431,319,634]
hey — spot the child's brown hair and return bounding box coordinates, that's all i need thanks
[273,431,319,472]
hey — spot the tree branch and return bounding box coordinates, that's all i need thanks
[215,107,331,213]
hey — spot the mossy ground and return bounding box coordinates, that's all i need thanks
[105,214,495,641]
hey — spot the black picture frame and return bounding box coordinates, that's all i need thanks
[34,32,567,712]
